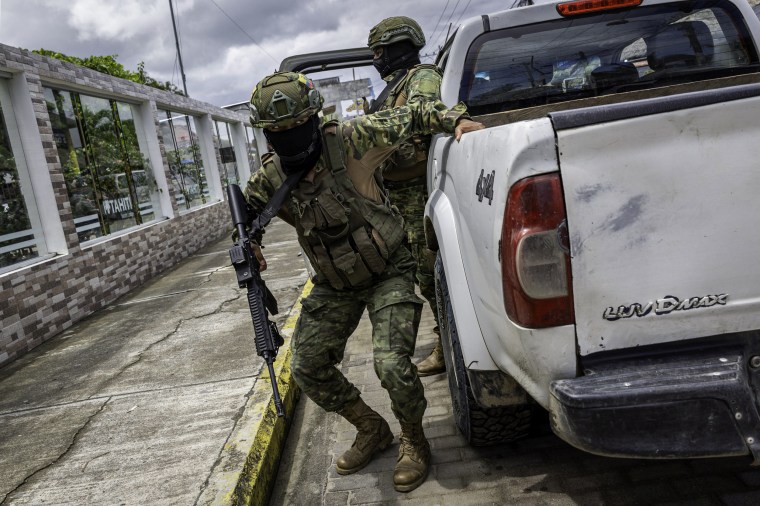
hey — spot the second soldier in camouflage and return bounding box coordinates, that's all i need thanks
[367,16,447,376]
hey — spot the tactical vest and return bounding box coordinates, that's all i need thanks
[382,64,440,182]
[286,121,406,290]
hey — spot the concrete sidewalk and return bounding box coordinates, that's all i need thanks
[0,218,307,506]
[268,296,450,505]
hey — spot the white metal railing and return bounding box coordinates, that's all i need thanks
[74,214,101,233]
[0,228,38,255]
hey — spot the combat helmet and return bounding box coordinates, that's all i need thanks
[249,72,323,130]
[368,16,426,50]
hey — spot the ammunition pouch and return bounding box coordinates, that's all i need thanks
[293,121,405,290]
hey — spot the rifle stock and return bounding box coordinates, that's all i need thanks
[227,184,285,417]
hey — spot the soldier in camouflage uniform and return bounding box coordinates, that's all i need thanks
[245,71,483,492]
[367,16,447,376]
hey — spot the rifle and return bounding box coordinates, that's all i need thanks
[227,183,285,417]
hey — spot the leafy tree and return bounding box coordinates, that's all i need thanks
[32,50,185,96]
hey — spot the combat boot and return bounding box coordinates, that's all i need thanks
[416,338,446,377]
[394,421,431,492]
[335,397,393,475]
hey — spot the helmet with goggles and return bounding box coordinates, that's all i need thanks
[249,72,323,130]
[368,16,426,50]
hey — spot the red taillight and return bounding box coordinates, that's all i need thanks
[501,173,574,328]
[557,0,642,16]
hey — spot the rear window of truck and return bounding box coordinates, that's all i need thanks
[461,0,759,115]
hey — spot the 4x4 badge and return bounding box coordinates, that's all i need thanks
[476,169,495,204]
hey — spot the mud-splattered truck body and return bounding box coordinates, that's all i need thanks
[426,0,760,461]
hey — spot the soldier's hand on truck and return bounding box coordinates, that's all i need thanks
[455,118,485,141]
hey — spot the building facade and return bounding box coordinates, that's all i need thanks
[0,44,259,367]
[313,76,374,120]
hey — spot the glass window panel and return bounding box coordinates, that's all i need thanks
[159,110,209,210]
[460,0,758,115]
[116,102,160,223]
[45,87,160,242]
[0,83,41,269]
[79,95,138,234]
[245,126,260,172]
[45,88,101,242]
[214,120,239,190]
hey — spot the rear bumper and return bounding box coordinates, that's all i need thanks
[549,336,760,462]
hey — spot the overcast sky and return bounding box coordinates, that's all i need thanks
[0,0,512,107]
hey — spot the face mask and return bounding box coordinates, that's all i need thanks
[373,41,421,78]
[265,115,323,174]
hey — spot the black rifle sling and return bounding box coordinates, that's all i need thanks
[322,122,346,176]
[250,168,305,237]
[368,69,408,114]
[247,166,305,317]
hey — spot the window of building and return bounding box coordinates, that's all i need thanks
[0,80,44,269]
[158,110,209,210]
[44,87,161,242]
[213,120,239,189]
[244,126,261,172]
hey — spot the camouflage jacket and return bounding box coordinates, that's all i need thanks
[377,64,443,182]
[243,99,467,288]
[243,98,467,219]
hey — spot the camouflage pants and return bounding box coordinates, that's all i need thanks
[387,182,439,329]
[291,247,427,424]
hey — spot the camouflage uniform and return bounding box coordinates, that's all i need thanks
[367,15,448,379]
[376,65,442,333]
[292,251,423,422]
[243,99,467,423]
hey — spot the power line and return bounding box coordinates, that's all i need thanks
[169,0,183,93]
[424,0,451,53]
[452,0,474,27]
[428,0,464,53]
[420,51,438,64]
[206,0,278,65]
[172,52,179,89]
[169,0,188,95]
[426,0,474,57]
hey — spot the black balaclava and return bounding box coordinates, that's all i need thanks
[264,115,322,175]
[373,41,421,79]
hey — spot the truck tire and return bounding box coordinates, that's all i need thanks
[434,253,532,446]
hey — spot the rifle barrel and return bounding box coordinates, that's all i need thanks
[268,361,285,417]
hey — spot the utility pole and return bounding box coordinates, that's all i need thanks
[168,0,188,96]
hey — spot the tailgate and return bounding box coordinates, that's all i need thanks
[554,84,760,356]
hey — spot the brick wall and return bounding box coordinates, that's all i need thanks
[0,44,249,367]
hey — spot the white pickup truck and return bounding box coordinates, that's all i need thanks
[276,0,760,461]
[426,0,760,462]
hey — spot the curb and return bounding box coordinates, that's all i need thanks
[201,279,312,506]
[231,279,312,505]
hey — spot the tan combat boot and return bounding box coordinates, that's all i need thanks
[335,397,393,475]
[393,421,431,492]
[416,338,446,377]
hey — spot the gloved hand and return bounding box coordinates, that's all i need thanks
[250,242,267,272]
